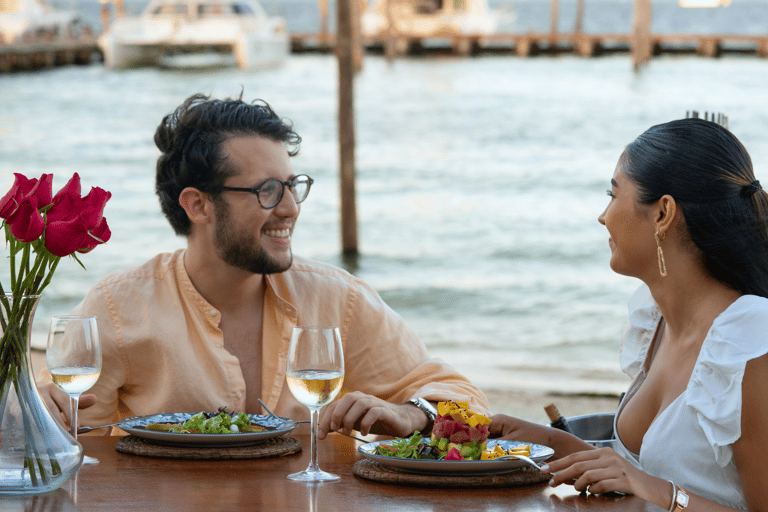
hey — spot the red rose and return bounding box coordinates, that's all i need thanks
[0,173,53,220]
[43,174,112,257]
[6,196,45,242]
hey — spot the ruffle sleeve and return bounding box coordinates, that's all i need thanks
[619,284,662,380]
[686,295,768,467]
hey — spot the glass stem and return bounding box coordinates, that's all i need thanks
[307,406,320,473]
[70,395,80,441]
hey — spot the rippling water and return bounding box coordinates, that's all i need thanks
[3,32,768,395]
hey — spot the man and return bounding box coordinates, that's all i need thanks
[39,93,488,438]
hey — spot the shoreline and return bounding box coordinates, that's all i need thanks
[30,350,621,422]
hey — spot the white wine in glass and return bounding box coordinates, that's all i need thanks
[285,326,344,482]
[46,315,101,465]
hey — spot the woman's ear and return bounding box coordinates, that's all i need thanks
[179,187,214,226]
[655,194,678,235]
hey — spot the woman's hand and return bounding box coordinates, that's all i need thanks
[317,391,429,439]
[489,413,594,460]
[545,447,657,497]
[488,414,546,441]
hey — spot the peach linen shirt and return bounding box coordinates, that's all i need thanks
[63,249,489,434]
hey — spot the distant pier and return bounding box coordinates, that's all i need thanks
[0,36,99,72]
[1,31,767,73]
[291,32,768,59]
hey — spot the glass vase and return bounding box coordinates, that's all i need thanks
[0,294,83,495]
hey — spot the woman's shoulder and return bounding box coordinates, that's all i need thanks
[619,284,662,378]
[705,294,768,363]
[715,294,768,335]
[684,295,768,466]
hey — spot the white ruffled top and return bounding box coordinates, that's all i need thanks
[613,284,768,511]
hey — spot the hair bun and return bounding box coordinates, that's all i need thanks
[741,180,762,198]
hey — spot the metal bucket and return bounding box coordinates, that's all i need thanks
[565,412,616,448]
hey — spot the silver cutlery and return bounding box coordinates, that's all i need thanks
[495,453,548,472]
[77,421,123,434]
[258,398,366,442]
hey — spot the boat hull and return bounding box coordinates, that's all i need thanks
[97,0,289,70]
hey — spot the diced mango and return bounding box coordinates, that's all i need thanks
[437,401,453,416]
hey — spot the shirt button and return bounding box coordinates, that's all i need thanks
[237,393,243,398]
[210,309,217,315]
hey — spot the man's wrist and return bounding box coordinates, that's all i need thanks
[407,398,437,434]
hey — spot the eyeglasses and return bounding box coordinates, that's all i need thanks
[212,175,314,209]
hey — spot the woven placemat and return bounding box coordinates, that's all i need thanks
[353,459,551,488]
[116,435,302,460]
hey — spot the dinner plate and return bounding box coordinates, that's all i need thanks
[358,439,554,475]
[118,412,298,447]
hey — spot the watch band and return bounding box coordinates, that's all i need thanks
[667,481,689,512]
[408,398,437,427]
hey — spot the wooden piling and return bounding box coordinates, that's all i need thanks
[352,0,364,72]
[632,0,652,70]
[318,0,330,44]
[337,0,358,255]
[574,0,585,35]
[384,0,397,61]
[549,0,560,44]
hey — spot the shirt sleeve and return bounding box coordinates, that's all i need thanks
[339,277,491,416]
[619,284,661,381]
[686,295,768,466]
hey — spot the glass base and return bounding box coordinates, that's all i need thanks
[287,469,340,482]
[82,455,99,465]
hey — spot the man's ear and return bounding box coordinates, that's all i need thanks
[179,187,214,226]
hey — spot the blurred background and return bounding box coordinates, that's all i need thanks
[3,0,768,410]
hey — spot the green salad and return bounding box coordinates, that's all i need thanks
[373,431,484,460]
[145,409,267,434]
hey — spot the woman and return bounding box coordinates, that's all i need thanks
[490,118,768,511]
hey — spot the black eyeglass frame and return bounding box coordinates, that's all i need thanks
[210,175,314,209]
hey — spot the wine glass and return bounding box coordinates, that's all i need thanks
[46,315,101,465]
[285,326,344,482]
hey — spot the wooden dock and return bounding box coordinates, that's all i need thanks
[1,31,766,73]
[0,36,100,72]
[291,32,768,58]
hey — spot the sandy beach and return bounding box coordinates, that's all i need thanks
[30,350,620,425]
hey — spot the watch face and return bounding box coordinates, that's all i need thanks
[677,490,689,507]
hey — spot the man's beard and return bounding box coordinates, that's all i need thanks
[213,199,292,275]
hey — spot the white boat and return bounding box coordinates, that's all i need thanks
[98,0,289,70]
[0,0,90,43]
[361,0,497,42]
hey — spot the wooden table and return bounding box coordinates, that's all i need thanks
[1,435,661,511]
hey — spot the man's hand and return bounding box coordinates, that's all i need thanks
[37,382,97,429]
[317,391,429,439]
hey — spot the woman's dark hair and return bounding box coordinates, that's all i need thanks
[624,117,768,297]
[154,92,302,236]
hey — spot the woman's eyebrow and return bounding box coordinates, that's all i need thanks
[611,178,618,187]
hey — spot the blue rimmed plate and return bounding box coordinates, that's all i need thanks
[358,439,553,475]
[118,412,298,447]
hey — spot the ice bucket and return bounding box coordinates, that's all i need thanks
[565,412,616,448]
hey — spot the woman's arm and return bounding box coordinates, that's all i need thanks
[546,448,755,511]
[488,414,595,460]
[732,353,768,512]
[546,354,768,512]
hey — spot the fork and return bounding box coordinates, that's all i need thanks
[495,453,549,472]
[258,398,367,443]
[77,421,123,434]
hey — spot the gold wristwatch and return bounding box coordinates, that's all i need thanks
[669,482,689,512]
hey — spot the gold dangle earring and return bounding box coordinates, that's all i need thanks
[655,231,667,278]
